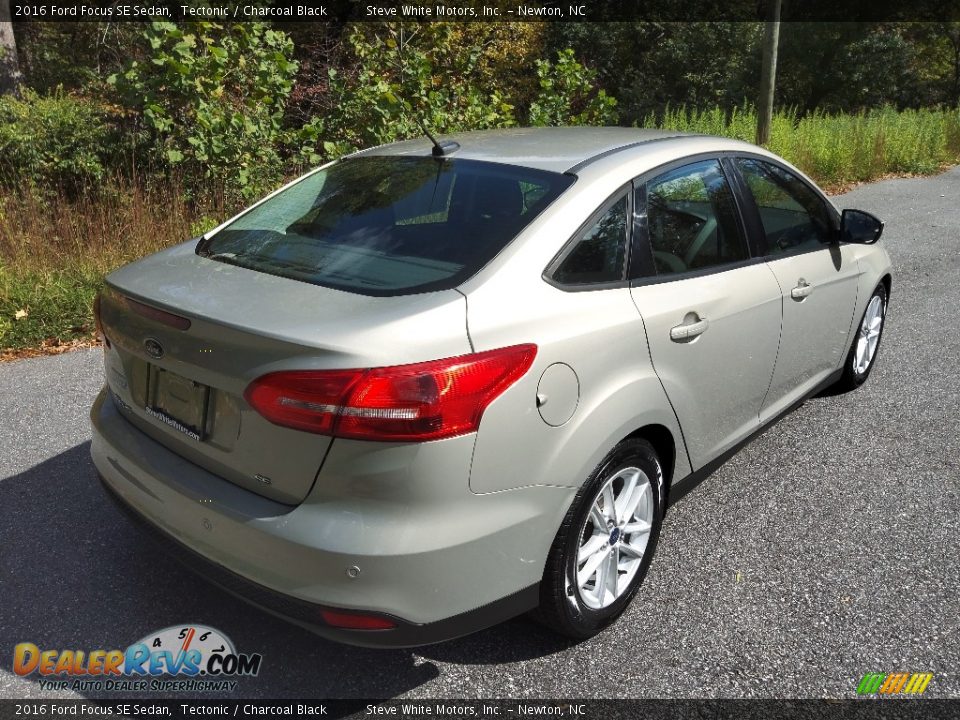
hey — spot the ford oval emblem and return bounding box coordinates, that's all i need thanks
[144,337,164,359]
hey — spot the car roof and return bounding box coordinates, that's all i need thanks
[350,127,693,174]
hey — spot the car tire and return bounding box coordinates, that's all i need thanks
[834,283,888,392]
[536,438,664,640]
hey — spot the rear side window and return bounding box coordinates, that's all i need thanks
[198,157,574,296]
[641,159,749,277]
[735,158,834,255]
[552,194,628,285]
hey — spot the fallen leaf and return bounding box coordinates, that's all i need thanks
[14,309,28,320]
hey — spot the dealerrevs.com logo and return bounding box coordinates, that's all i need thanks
[13,624,262,693]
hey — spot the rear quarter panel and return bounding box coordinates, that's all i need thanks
[459,142,759,497]
[465,279,690,496]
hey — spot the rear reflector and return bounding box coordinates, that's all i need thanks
[244,344,537,442]
[320,610,397,630]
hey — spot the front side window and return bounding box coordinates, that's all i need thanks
[552,195,628,286]
[641,159,749,277]
[735,158,834,255]
[198,157,574,296]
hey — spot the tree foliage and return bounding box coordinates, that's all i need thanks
[321,23,614,157]
[4,19,960,204]
[549,23,760,124]
[551,21,960,124]
[320,23,519,155]
[109,21,316,200]
[528,49,617,126]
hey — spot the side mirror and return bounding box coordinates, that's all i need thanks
[840,208,884,244]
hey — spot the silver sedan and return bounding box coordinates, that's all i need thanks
[91,128,891,646]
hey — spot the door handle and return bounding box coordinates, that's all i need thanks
[670,315,709,341]
[790,279,813,300]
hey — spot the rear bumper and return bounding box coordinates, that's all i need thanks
[90,388,571,647]
[99,474,537,647]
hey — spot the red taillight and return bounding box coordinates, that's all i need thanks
[320,610,397,630]
[244,344,537,442]
[244,369,365,435]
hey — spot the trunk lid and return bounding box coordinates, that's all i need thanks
[100,239,471,505]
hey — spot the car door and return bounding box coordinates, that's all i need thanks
[731,157,861,422]
[629,158,783,470]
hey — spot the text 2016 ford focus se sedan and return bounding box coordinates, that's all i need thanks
[90,128,891,646]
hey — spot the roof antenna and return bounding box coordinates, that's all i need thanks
[416,117,460,158]
[394,27,459,158]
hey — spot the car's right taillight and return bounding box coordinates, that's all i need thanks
[244,344,537,442]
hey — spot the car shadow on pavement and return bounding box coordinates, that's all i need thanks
[0,443,573,701]
[0,442,434,700]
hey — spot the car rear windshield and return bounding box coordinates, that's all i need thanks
[197,156,575,296]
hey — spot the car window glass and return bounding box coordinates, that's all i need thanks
[199,157,574,296]
[553,195,628,285]
[735,158,833,255]
[393,172,456,225]
[643,160,748,276]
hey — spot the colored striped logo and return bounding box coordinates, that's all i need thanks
[857,672,933,695]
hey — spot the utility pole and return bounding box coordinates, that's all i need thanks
[756,0,782,146]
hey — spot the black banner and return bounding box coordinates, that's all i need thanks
[7,0,960,23]
[1,700,960,720]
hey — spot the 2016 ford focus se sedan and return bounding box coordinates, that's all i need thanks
[91,128,892,646]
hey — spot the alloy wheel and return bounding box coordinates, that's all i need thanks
[854,294,885,375]
[575,467,654,610]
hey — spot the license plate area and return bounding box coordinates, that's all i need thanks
[145,365,210,441]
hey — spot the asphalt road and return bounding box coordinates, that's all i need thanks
[1,169,958,701]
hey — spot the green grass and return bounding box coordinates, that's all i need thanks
[3,103,960,354]
[0,264,102,350]
[642,104,960,188]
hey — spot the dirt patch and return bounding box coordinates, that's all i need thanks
[0,335,101,362]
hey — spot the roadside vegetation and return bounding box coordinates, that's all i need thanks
[2,21,960,354]
[649,104,960,183]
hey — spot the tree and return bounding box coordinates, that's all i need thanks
[111,22,316,201]
[528,49,617,126]
[11,22,139,94]
[550,23,762,124]
[0,0,23,95]
[775,23,919,113]
[897,23,960,108]
[320,23,516,155]
[934,23,960,107]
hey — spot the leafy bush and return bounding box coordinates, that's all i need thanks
[528,49,618,126]
[322,24,518,155]
[322,26,617,155]
[110,22,317,202]
[0,89,119,197]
